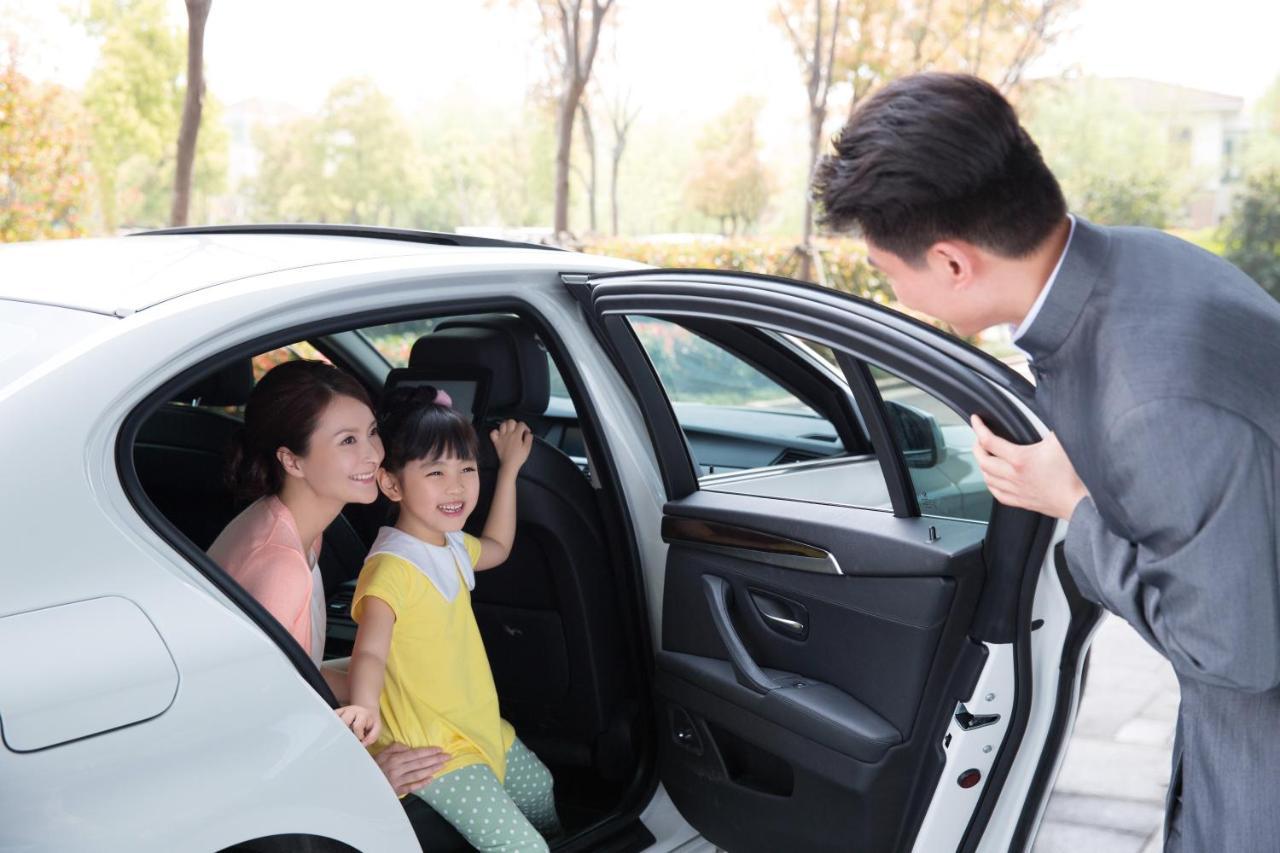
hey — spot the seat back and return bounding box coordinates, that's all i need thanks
[400,315,635,776]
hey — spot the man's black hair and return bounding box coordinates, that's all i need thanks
[813,72,1067,263]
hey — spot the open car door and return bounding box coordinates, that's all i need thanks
[571,270,1103,853]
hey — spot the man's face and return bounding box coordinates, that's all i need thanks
[864,241,989,337]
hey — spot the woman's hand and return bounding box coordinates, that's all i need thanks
[374,742,453,796]
[491,419,533,473]
[336,704,382,747]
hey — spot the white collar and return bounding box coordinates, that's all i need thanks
[367,526,475,602]
[1013,214,1076,351]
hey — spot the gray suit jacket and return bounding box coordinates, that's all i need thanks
[1019,218,1280,852]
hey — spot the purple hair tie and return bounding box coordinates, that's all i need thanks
[433,388,453,408]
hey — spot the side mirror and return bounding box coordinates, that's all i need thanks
[884,401,945,469]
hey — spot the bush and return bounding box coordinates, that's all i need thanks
[579,236,895,304]
[1221,170,1280,300]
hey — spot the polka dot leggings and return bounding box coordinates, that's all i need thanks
[415,738,562,852]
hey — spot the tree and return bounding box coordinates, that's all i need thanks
[251,78,417,226]
[774,0,843,279]
[535,0,616,241]
[170,0,212,226]
[0,43,91,241]
[1023,79,1186,228]
[685,99,772,236]
[774,0,1078,278]
[572,101,599,234]
[603,82,639,236]
[80,0,226,230]
[1222,170,1280,301]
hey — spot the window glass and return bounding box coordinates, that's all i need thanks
[627,316,869,490]
[358,317,571,412]
[869,365,992,523]
[250,340,328,381]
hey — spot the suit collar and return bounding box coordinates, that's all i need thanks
[1017,217,1111,362]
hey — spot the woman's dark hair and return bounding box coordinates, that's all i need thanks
[813,72,1067,263]
[227,359,374,501]
[377,385,479,474]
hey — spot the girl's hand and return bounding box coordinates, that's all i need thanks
[491,419,533,472]
[336,704,382,746]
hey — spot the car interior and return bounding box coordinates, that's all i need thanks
[131,310,652,851]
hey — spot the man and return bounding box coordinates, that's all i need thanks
[813,72,1280,851]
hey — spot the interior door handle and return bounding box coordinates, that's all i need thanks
[702,575,779,695]
[749,589,809,639]
[762,612,804,632]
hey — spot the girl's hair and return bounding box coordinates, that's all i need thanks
[378,385,479,473]
[227,359,374,500]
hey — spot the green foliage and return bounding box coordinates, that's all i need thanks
[1024,80,1187,228]
[581,235,893,303]
[684,98,772,236]
[1221,169,1280,300]
[0,56,91,241]
[251,83,557,230]
[80,0,227,230]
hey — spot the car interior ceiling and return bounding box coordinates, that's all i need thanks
[131,312,647,850]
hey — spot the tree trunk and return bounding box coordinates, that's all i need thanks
[610,134,627,236]
[170,0,212,227]
[579,101,598,234]
[553,80,580,240]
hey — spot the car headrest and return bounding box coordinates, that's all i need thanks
[408,315,549,417]
[174,359,254,407]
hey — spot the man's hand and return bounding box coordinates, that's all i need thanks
[336,704,381,747]
[374,743,452,796]
[970,415,1089,520]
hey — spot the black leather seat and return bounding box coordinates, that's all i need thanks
[402,315,637,780]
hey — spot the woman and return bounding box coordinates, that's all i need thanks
[208,359,448,794]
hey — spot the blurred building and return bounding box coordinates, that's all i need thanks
[1104,77,1248,227]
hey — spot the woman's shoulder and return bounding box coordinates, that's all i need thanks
[209,497,309,579]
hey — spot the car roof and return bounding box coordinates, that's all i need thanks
[0,230,560,317]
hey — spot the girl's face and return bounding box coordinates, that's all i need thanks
[379,454,480,544]
[281,394,384,505]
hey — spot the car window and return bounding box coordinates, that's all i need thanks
[358,317,572,410]
[251,341,328,381]
[627,316,854,478]
[869,365,992,523]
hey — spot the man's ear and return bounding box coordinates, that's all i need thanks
[277,447,305,480]
[926,241,980,289]
[377,468,402,502]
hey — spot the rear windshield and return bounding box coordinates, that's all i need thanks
[0,301,113,393]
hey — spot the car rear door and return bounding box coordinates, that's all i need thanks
[571,270,1102,853]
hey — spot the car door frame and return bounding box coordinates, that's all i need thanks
[568,268,1090,851]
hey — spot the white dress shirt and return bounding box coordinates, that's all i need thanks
[1012,214,1076,357]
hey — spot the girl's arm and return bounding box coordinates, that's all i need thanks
[336,595,396,745]
[476,419,532,571]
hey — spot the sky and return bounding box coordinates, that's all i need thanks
[12,0,1280,114]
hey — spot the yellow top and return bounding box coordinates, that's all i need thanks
[352,530,515,783]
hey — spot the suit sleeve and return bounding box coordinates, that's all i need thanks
[1065,398,1280,691]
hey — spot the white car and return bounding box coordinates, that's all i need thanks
[0,225,1101,853]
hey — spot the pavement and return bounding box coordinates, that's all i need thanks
[1031,614,1179,853]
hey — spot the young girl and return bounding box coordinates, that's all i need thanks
[338,386,561,852]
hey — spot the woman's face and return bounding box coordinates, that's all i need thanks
[285,394,384,505]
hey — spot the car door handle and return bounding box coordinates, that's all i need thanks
[749,589,809,640]
[762,612,804,632]
[702,575,779,695]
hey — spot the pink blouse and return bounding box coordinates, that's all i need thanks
[208,495,321,659]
